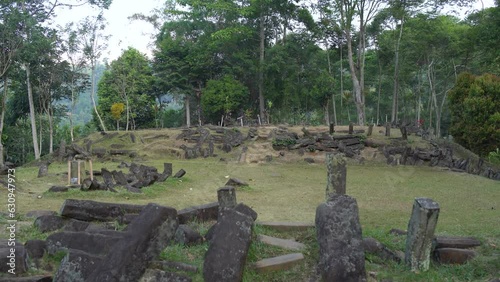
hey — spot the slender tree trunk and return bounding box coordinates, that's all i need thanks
[0,76,8,166]
[258,12,266,124]
[185,95,191,127]
[345,31,365,125]
[91,64,106,132]
[392,16,405,124]
[70,76,75,142]
[326,44,337,125]
[125,93,130,131]
[324,99,330,126]
[340,44,344,125]
[377,58,382,125]
[48,103,54,154]
[26,65,40,160]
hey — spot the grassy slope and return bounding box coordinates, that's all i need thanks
[0,126,499,281]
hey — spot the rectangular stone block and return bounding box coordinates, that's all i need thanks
[254,253,304,273]
[405,197,440,272]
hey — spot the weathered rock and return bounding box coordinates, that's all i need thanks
[119,213,139,225]
[203,209,254,282]
[24,239,47,259]
[81,178,102,191]
[63,219,91,232]
[304,157,315,163]
[87,204,178,282]
[173,169,186,178]
[53,249,103,282]
[60,199,145,221]
[48,186,68,193]
[25,210,57,219]
[38,161,50,177]
[92,147,107,158]
[325,152,347,198]
[405,198,440,272]
[150,260,198,273]
[225,178,249,187]
[178,202,219,224]
[254,253,304,273]
[139,269,192,282]
[257,235,305,251]
[46,231,124,255]
[362,237,402,263]
[433,236,481,249]
[101,168,115,188]
[34,215,66,232]
[234,203,258,221]
[434,248,478,264]
[389,228,407,236]
[0,240,28,274]
[112,170,128,185]
[316,194,366,282]
[217,186,237,212]
[175,224,203,246]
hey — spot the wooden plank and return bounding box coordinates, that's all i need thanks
[257,235,306,251]
[254,253,304,273]
[256,221,315,231]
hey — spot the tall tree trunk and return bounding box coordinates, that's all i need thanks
[377,58,382,125]
[91,65,106,132]
[326,44,337,125]
[185,95,191,127]
[324,99,330,125]
[48,102,54,154]
[26,65,40,160]
[0,76,8,166]
[258,12,266,124]
[340,44,344,125]
[345,31,365,125]
[391,16,405,124]
[125,93,130,131]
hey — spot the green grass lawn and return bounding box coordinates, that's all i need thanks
[1,157,499,281]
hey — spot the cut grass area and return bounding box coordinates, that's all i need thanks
[0,149,499,280]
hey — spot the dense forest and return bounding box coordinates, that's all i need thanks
[0,0,498,166]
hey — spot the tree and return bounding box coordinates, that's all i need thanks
[201,75,249,124]
[110,102,124,130]
[97,47,155,130]
[448,73,500,156]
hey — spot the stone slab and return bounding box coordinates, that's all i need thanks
[256,221,314,231]
[254,253,304,273]
[257,234,306,251]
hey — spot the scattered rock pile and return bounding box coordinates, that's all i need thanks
[177,126,245,159]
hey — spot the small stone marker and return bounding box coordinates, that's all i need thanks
[329,123,334,135]
[325,152,347,199]
[257,235,305,251]
[367,124,374,136]
[173,169,186,178]
[316,194,366,281]
[434,248,477,264]
[217,186,237,211]
[405,197,440,272]
[254,253,305,273]
[225,178,249,187]
[385,123,391,136]
[349,122,354,134]
[38,161,50,177]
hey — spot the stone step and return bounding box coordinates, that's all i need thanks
[434,248,478,264]
[253,253,305,273]
[434,236,481,249]
[257,235,306,251]
[256,221,315,231]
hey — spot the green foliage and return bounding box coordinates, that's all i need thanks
[448,73,500,156]
[488,148,500,164]
[201,75,249,123]
[162,109,184,128]
[110,103,125,121]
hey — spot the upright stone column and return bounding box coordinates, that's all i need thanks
[367,124,374,136]
[325,153,347,199]
[348,122,354,134]
[217,186,237,215]
[385,123,391,136]
[405,198,440,271]
[316,194,366,281]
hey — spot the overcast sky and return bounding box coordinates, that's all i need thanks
[53,0,495,62]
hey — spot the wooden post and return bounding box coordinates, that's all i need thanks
[325,153,347,200]
[405,198,440,272]
[67,160,71,185]
[367,124,374,136]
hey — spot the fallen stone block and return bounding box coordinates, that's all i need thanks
[87,203,178,282]
[257,235,306,251]
[24,240,47,260]
[173,169,186,178]
[175,224,203,246]
[0,276,52,282]
[203,209,254,282]
[34,215,66,233]
[53,249,103,282]
[0,240,28,275]
[60,199,145,221]
[46,231,124,255]
[254,253,304,273]
[48,186,68,192]
[433,236,481,249]
[149,260,198,273]
[178,202,218,224]
[225,178,249,187]
[363,237,402,263]
[25,210,57,219]
[434,248,478,264]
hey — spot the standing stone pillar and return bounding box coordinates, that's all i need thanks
[385,123,391,137]
[329,123,334,135]
[405,198,440,272]
[325,153,347,200]
[217,186,237,214]
[316,194,366,281]
[348,122,354,134]
[367,124,374,136]
[401,126,408,140]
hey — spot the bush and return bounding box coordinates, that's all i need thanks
[162,109,184,128]
[488,148,500,165]
[448,73,500,156]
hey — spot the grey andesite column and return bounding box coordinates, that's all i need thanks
[405,197,440,272]
[217,186,237,211]
[325,153,347,199]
